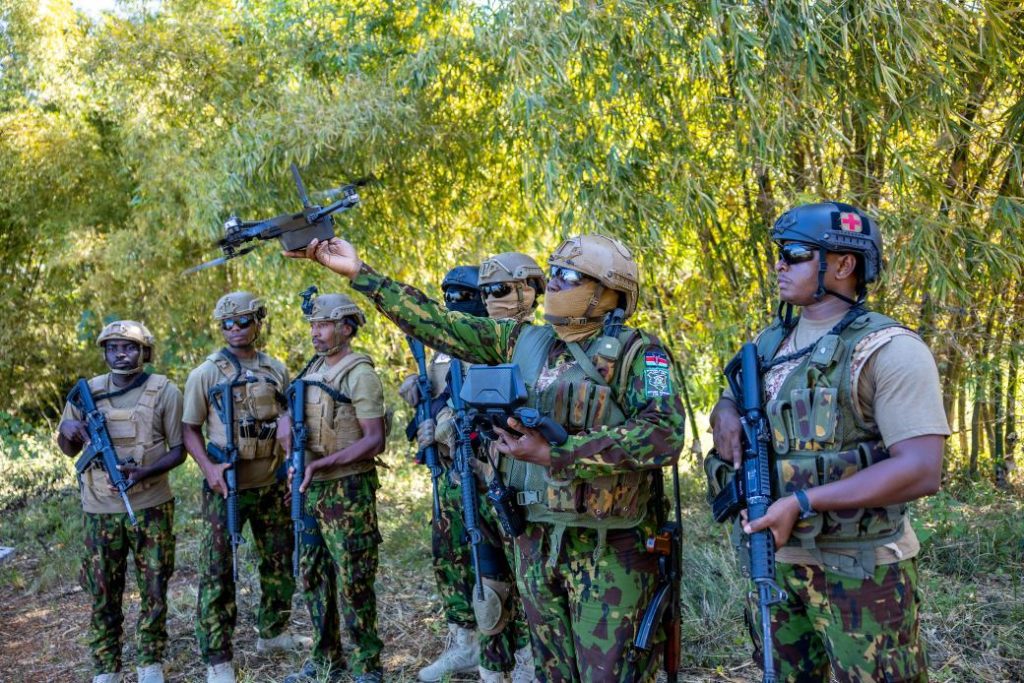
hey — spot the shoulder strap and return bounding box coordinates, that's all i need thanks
[92,372,151,402]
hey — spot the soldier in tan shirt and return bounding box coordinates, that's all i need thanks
[58,321,185,683]
[181,292,306,683]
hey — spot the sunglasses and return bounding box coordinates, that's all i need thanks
[480,283,513,298]
[549,266,587,284]
[778,243,818,266]
[444,287,478,304]
[221,316,255,331]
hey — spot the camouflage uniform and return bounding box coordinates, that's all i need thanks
[183,349,296,665]
[61,364,183,676]
[349,262,686,683]
[195,479,295,663]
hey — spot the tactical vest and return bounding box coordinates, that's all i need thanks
[205,351,283,462]
[300,352,377,481]
[499,324,654,559]
[82,374,171,505]
[757,311,912,568]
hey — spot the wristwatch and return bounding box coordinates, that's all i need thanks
[794,489,816,519]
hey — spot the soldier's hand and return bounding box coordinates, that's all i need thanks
[743,495,801,548]
[493,417,551,467]
[203,462,232,498]
[112,463,144,490]
[398,374,419,407]
[283,237,362,280]
[416,418,436,451]
[710,398,743,467]
[59,419,90,444]
[299,461,318,494]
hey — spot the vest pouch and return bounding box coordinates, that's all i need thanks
[306,399,334,456]
[106,411,138,446]
[810,387,838,444]
[568,380,593,430]
[587,385,614,427]
[856,441,904,540]
[542,382,572,428]
[584,472,646,521]
[246,379,280,421]
[775,454,822,544]
[331,403,362,453]
[133,442,167,491]
[820,448,866,536]
[235,416,259,460]
[766,399,791,455]
[789,389,814,442]
[544,474,585,514]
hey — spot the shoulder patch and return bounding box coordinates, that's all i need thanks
[643,350,673,398]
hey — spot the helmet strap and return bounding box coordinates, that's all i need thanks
[110,365,144,376]
[814,249,860,306]
[317,321,349,357]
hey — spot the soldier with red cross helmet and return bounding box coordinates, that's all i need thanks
[708,202,950,682]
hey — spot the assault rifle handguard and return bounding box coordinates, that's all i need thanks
[406,336,443,522]
[447,359,486,601]
[186,164,367,274]
[68,378,138,525]
[287,380,307,578]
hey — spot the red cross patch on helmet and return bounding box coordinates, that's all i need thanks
[839,212,863,232]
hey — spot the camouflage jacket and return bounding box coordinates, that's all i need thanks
[351,264,686,481]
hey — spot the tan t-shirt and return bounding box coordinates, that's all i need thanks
[760,311,951,565]
[62,373,183,513]
[302,353,385,482]
[182,351,289,490]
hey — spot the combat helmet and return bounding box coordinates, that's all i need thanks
[479,252,547,293]
[213,291,266,321]
[441,265,488,317]
[441,265,481,292]
[96,320,155,370]
[548,234,640,318]
[306,293,367,327]
[772,202,882,302]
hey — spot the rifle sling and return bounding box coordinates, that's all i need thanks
[92,372,151,402]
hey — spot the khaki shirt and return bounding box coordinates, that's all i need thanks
[183,351,289,490]
[62,373,183,513]
[766,311,951,566]
[302,353,385,482]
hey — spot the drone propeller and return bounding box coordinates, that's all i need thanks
[182,243,262,275]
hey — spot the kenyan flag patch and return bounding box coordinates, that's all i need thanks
[643,351,673,398]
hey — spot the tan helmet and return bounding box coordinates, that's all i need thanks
[479,252,547,291]
[96,320,155,367]
[213,291,266,321]
[548,234,640,317]
[306,293,367,327]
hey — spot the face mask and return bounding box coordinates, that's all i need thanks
[485,283,536,322]
[544,281,618,342]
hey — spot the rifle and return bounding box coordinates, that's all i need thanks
[208,376,245,582]
[286,379,307,578]
[406,336,443,523]
[185,164,367,274]
[633,465,682,682]
[711,342,786,683]
[447,359,487,601]
[67,378,138,525]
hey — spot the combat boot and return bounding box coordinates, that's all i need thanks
[417,623,479,681]
[256,632,314,654]
[510,644,536,683]
[92,674,123,683]
[479,666,509,682]
[137,663,165,683]
[206,662,235,683]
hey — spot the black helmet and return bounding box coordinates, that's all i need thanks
[771,202,882,284]
[441,265,487,317]
[442,265,481,292]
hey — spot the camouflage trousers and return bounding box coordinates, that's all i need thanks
[513,521,662,683]
[80,500,176,674]
[432,468,531,672]
[196,480,296,665]
[747,559,928,683]
[301,471,384,676]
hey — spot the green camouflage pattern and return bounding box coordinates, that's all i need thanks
[80,500,176,674]
[300,470,384,676]
[513,522,662,683]
[352,266,686,479]
[196,480,295,665]
[432,468,531,671]
[747,559,927,683]
[351,265,684,681]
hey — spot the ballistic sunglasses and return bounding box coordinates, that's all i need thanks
[480,283,513,298]
[549,266,588,284]
[444,287,478,304]
[778,243,818,266]
[221,316,255,331]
